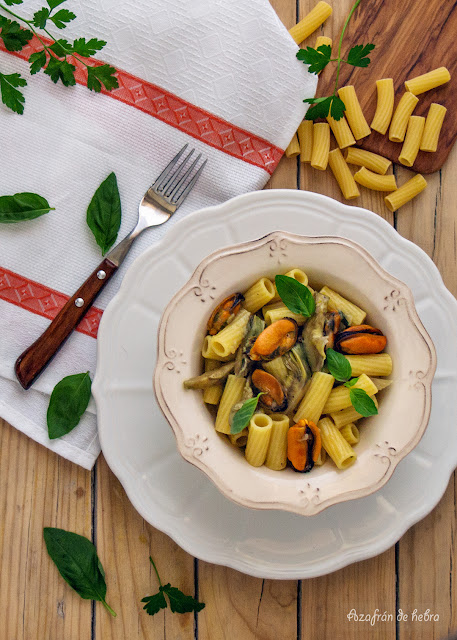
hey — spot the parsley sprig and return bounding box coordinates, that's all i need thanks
[297,0,375,120]
[0,0,118,114]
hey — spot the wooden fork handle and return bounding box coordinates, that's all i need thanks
[15,258,118,390]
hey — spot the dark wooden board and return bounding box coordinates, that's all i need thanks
[317,0,457,173]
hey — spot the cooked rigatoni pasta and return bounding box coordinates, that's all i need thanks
[337,85,371,140]
[399,115,426,167]
[340,423,360,445]
[405,67,451,95]
[354,167,397,192]
[328,148,360,200]
[345,353,393,377]
[384,174,427,212]
[331,395,378,429]
[320,286,367,325]
[345,147,392,175]
[420,103,447,152]
[322,374,378,414]
[389,92,419,142]
[215,375,246,434]
[371,78,395,135]
[202,359,223,405]
[297,120,313,163]
[211,309,251,357]
[243,277,275,313]
[311,122,330,170]
[265,414,290,470]
[318,417,357,469]
[294,371,335,423]
[285,134,300,158]
[327,114,356,149]
[288,1,332,44]
[245,414,273,467]
[185,270,392,476]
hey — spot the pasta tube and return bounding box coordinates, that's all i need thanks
[322,374,378,414]
[405,67,451,95]
[215,375,245,434]
[263,302,307,326]
[245,414,273,467]
[211,309,251,357]
[288,1,332,44]
[340,423,360,445]
[320,285,367,325]
[202,336,233,361]
[345,147,392,175]
[243,277,275,313]
[354,167,397,192]
[318,417,357,469]
[328,148,360,200]
[315,35,332,50]
[229,428,248,447]
[294,371,335,423]
[202,359,224,405]
[327,114,356,149]
[271,268,309,301]
[371,78,394,135]
[399,116,425,167]
[331,395,378,429]
[337,85,371,140]
[285,134,300,158]
[345,353,393,377]
[384,174,427,212]
[311,122,330,170]
[265,414,290,470]
[297,120,313,163]
[420,103,447,152]
[389,92,419,142]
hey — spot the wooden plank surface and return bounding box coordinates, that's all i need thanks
[317,0,457,173]
[1,1,457,639]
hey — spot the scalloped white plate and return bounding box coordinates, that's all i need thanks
[93,190,457,579]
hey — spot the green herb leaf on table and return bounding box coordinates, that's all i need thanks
[32,7,50,29]
[43,527,116,616]
[0,17,33,52]
[0,192,54,222]
[275,274,316,317]
[349,388,378,416]
[326,348,352,382]
[49,8,76,29]
[44,57,76,86]
[4,0,23,6]
[296,44,331,74]
[86,172,122,255]
[142,556,205,617]
[48,38,71,56]
[87,64,118,92]
[346,43,375,68]
[47,0,67,10]
[304,95,346,121]
[72,37,107,57]
[47,372,92,439]
[29,50,48,75]
[230,393,264,435]
[0,72,27,114]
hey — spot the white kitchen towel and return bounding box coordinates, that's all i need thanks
[0,0,317,469]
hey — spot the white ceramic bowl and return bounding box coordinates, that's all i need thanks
[153,231,436,516]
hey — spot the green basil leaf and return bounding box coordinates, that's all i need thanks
[141,591,167,616]
[230,393,263,434]
[326,348,352,381]
[47,372,91,439]
[275,275,316,317]
[162,584,205,614]
[43,527,116,616]
[344,377,359,388]
[0,192,54,223]
[349,388,378,417]
[86,173,122,255]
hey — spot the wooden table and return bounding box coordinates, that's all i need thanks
[1,1,456,638]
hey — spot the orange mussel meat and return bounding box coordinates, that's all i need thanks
[249,318,298,361]
[334,324,387,355]
[287,419,322,472]
[251,369,286,412]
[207,293,245,335]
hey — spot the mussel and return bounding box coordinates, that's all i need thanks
[334,325,387,355]
[207,293,245,336]
[249,318,298,362]
[287,419,322,472]
[251,369,287,412]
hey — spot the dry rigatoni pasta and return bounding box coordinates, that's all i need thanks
[405,67,451,95]
[285,134,300,158]
[389,92,419,142]
[345,147,392,175]
[288,1,332,44]
[399,116,426,167]
[354,167,397,192]
[337,85,371,140]
[371,78,395,135]
[384,174,427,212]
[420,103,447,152]
[297,120,314,163]
[327,114,356,149]
[328,148,360,200]
[311,122,330,170]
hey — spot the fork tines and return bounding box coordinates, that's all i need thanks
[153,144,207,207]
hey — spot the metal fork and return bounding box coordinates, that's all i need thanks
[15,145,207,390]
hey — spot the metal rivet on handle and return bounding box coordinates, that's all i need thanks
[75,298,84,308]
[97,270,106,280]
